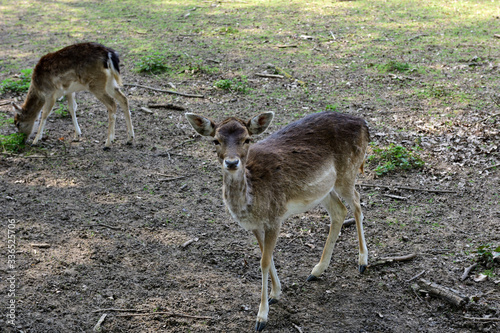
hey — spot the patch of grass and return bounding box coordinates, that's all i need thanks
[0,113,14,126]
[214,26,239,35]
[54,102,68,117]
[0,69,32,93]
[214,76,250,93]
[325,104,340,112]
[376,60,411,73]
[369,143,424,176]
[135,52,171,74]
[0,133,26,152]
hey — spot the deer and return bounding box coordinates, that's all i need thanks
[185,111,370,331]
[12,42,134,149]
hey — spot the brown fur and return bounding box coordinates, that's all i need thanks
[13,42,134,148]
[186,111,370,330]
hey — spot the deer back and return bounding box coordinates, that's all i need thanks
[245,112,369,221]
[32,42,121,94]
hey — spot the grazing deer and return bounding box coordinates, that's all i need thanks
[12,42,134,149]
[185,111,370,331]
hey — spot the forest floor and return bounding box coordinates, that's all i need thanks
[1,1,499,332]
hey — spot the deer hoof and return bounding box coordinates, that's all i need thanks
[103,146,111,151]
[359,265,367,274]
[306,274,319,282]
[255,320,267,331]
[268,298,278,305]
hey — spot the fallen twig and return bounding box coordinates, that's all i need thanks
[255,73,285,79]
[85,223,122,231]
[139,107,154,114]
[266,64,306,86]
[388,73,415,81]
[181,237,199,248]
[92,308,141,313]
[114,311,214,320]
[357,183,456,194]
[30,243,51,248]
[460,263,477,281]
[416,278,468,307]
[292,323,303,333]
[147,104,186,111]
[0,101,13,106]
[383,194,408,200]
[342,218,355,227]
[408,34,429,41]
[464,316,500,322]
[93,313,107,332]
[369,253,417,268]
[484,164,498,171]
[494,34,500,39]
[124,84,204,98]
[406,270,426,282]
[276,44,298,48]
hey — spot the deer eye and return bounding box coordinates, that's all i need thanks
[244,138,251,144]
[213,139,221,145]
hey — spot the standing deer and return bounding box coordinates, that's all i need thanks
[12,42,134,149]
[185,111,370,331]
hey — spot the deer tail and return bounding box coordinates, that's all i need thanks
[107,51,122,86]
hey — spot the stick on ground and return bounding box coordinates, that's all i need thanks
[460,263,477,281]
[147,104,186,111]
[139,107,154,114]
[417,278,468,307]
[255,73,285,79]
[369,253,417,268]
[357,183,457,194]
[342,218,355,227]
[30,243,51,248]
[114,311,213,320]
[124,84,204,98]
[93,313,107,332]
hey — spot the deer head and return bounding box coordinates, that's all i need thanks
[185,112,274,173]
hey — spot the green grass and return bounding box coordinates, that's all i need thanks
[0,133,26,152]
[0,113,14,127]
[214,76,250,93]
[376,60,411,73]
[0,69,32,93]
[135,52,172,74]
[369,143,425,176]
[0,114,25,152]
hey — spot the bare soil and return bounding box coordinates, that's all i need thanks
[1,2,499,333]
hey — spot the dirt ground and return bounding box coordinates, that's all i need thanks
[1,1,499,333]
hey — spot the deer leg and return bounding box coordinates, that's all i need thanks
[92,91,117,149]
[109,86,134,144]
[308,191,347,281]
[252,230,281,305]
[255,227,279,332]
[32,96,56,145]
[66,93,81,141]
[351,189,368,273]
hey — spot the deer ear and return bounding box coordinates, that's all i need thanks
[185,113,216,137]
[247,111,274,135]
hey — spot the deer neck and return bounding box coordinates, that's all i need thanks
[21,85,45,121]
[222,169,252,221]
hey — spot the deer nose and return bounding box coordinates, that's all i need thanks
[224,159,240,170]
